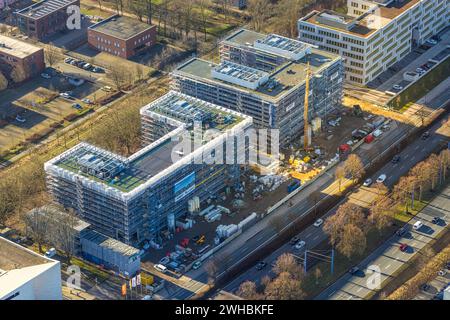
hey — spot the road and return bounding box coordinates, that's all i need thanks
[151,87,448,300]
[316,182,450,300]
[222,114,450,295]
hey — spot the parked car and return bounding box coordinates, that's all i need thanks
[399,243,408,252]
[40,72,51,79]
[348,267,359,275]
[154,264,167,273]
[432,217,441,224]
[45,248,56,258]
[82,63,92,70]
[420,283,430,292]
[313,219,324,227]
[59,92,72,99]
[396,227,408,237]
[102,86,113,92]
[294,240,306,251]
[72,103,83,110]
[376,174,387,184]
[64,57,74,64]
[426,39,438,46]
[159,256,170,266]
[192,261,202,270]
[363,178,373,187]
[413,220,423,230]
[392,84,403,90]
[437,269,447,276]
[256,261,267,271]
[92,67,104,73]
[82,98,93,104]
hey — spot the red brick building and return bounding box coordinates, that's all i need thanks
[0,34,45,81]
[88,15,157,59]
[15,0,80,40]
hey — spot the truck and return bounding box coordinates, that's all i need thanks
[287,179,301,193]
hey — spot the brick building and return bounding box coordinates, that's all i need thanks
[15,0,80,40]
[0,34,45,81]
[88,15,157,59]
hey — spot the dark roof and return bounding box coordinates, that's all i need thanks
[17,0,78,19]
[89,15,154,40]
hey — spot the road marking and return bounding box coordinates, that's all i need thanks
[415,145,420,150]
[385,264,391,270]
[404,154,409,159]
[356,287,363,293]
[313,235,319,241]
[305,233,312,238]
[328,290,336,297]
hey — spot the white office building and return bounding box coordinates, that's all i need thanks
[298,0,450,85]
[0,236,62,300]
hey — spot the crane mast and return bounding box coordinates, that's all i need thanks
[303,62,311,150]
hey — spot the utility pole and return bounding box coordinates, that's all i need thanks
[303,62,311,150]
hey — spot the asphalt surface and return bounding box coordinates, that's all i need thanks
[317,182,450,300]
[222,114,450,296]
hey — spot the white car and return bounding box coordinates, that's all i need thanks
[154,264,168,273]
[295,240,306,250]
[313,219,323,227]
[363,178,373,187]
[372,129,383,138]
[82,98,93,104]
[376,174,387,184]
[45,248,56,258]
[41,73,51,79]
[416,67,425,74]
[413,221,423,230]
[426,39,437,46]
[392,84,403,90]
[59,92,71,98]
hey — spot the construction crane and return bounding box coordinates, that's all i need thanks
[303,62,311,150]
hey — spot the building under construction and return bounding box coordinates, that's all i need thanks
[44,91,252,246]
[171,29,344,147]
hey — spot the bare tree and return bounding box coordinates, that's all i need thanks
[236,281,262,299]
[272,253,304,280]
[335,164,345,192]
[264,271,305,300]
[344,154,365,182]
[247,0,271,31]
[24,207,52,253]
[45,43,61,68]
[52,208,78,264]
[337,224,366,258]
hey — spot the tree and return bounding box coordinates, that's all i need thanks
[272,253,304,280]
[45,43,60,68]
[344,154,365,182]
[24,207,52,253]
[247,0,271,32]
[335,164,345,192]
[0,71,8,91]
[426,154,440,191]
[269,214,285,233]
[410,161,430,201]
[264,271,305,300]
[369,185,394,232]
[52,208,78,264]
[392,176,415,213]
[108,64,133,90]
[271,0,309,38]
[337,224,366,258]
[236,281,262,299]
[438,149,450,184]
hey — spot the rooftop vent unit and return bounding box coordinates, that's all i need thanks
[211,61,269,90]
[254,34,312,61]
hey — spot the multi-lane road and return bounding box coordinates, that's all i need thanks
[222,114,450,296]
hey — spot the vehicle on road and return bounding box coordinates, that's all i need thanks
[363,178,373,187]
[192,261,202,270]
[348,267,359,275]
[72,103,83,110]
[413,221,424,230]
[392,155,401,163]
[287,179,301,193]
[40,72,51,79]
[426,39,438,46]
[376,174,387,183]
[392,84,403,90]
[290,235,300,245]
[399,243,408,252]
[313,219,324,227]
[421,131,430,139]
[45,248,56,258]
[154,264,167,273]
[15,115,26,123]
[420,283,430,292]
[256,261,267,270]
[82,98,93,104]
[294,240,306,250]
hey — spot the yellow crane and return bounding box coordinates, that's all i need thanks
[303,62,311,150]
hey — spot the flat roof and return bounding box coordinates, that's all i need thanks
[0,35,42,59]
[302,0,421,37]
[89,15,154,40]
[223,28,266,47]
[0,236,52,271]
[17,0,78,19]
[49,92,249,193]
[174,48,340,102]
[82,229,139,257]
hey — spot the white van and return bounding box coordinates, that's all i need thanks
[45,248,56,258]
[154,264,168,273]
[413,221,423,230]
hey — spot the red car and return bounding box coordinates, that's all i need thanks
[399,243,408,252]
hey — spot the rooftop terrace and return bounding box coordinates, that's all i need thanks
[89,15,155,40]
[174,48,339,101]
[47,92,250,195]
[0,35,42,59]
[17,0,78,19]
